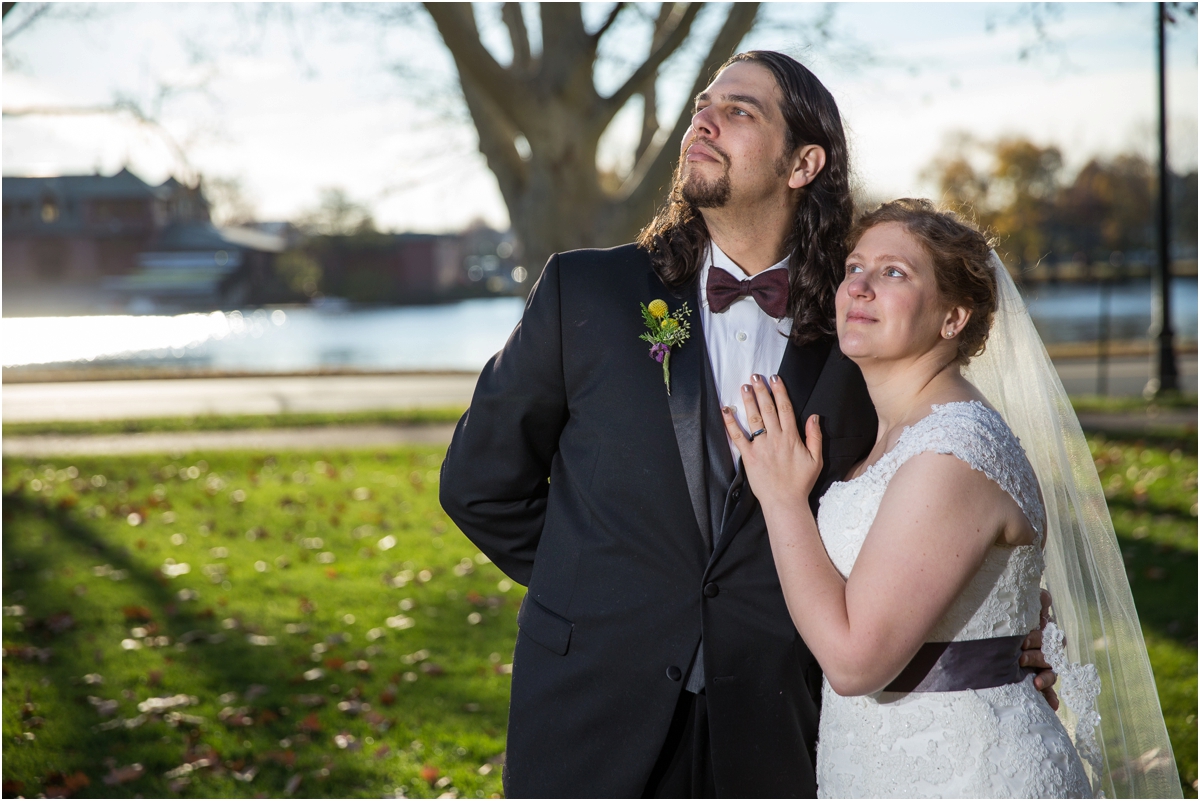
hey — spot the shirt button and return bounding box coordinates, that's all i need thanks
[703,582,720,598]
[736,331,748,342]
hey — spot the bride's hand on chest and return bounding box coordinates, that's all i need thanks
[723,374,823,505]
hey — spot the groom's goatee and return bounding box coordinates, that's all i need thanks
[681,170,731,209]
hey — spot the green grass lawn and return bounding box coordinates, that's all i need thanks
[2,432,1196,797]
[3,448,514,798]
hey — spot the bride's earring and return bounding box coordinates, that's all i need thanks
[944,327,955,339]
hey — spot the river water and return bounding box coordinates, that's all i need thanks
[3,278,1195,373]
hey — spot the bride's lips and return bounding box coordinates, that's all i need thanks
[844,309,877,323]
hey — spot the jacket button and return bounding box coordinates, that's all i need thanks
[703,582,720,598]
[666,665,682,681]
[732,488,741,500]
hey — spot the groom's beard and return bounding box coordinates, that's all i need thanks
[679,140,732,208]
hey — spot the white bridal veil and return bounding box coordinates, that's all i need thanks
[963,253,1183,798]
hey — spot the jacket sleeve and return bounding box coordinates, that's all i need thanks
[439,255,569,586]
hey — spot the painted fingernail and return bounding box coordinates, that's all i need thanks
[742,384,751,393]
[770,375,779,383]
[722,407,732,415]
[752,374,761,383]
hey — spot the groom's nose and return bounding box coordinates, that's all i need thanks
[690,105,718,139]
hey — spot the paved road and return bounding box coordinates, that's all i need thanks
[3,373,480,423]
[2,355,1194,425]
[1052,354,1197,397]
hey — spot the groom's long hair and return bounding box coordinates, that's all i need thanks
[637,51,853,346]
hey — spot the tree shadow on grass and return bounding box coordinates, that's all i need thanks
[1,490,426,798]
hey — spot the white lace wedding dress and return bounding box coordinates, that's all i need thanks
[814,401,1093,798]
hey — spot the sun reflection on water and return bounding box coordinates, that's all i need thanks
[2,309,286,367]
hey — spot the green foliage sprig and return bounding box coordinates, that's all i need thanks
[638,299,692,395]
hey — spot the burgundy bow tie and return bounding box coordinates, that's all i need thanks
[706,266,789,318]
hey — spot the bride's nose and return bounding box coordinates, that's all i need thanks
[846,273,873,299]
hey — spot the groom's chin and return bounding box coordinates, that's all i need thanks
[681,176,730,209]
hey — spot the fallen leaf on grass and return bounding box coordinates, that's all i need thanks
[138,694,197,713]
[373,744,391,760]
[44,612,76,634]
[102,763,144,786]
[334,732,359,750]
[284,774,302,795]
[88,696,119,717]
[233,766,258,782]
[122,606,153,622]
[217,706,254,726]
[245,684,270,702]
[3,645,52,663]
[42,771,89,799]
[299,712,321,733]
[420,765,441,785]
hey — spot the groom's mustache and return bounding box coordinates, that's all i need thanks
[683,136,730,167]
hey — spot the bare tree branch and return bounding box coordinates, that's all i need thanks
[590,2,627,42]
[458,73,528,197]
[501,1,532,72]
[2,1,51,41]
[597,3,702,126]
[621,2,759,213]
[423,3,531,120]
[538,3,594,96]
[635,3,678,165]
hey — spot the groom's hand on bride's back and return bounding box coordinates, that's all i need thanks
[1020,589,1059,711]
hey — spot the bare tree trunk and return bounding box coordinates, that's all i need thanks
[424,2,758,283]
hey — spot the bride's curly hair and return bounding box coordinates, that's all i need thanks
[848,199,998,365]
[636,51,853,346]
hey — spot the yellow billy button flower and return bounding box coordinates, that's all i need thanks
[661,318,678,332]
[647,299,669,319]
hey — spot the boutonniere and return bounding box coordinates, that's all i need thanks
[639,298,692,395]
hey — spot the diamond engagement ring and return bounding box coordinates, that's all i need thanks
[749,428,767,440]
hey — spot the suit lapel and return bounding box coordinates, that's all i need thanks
[710,336,834,564]
[664,277,713,550]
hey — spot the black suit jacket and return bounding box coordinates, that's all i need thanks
[440,244,876,798]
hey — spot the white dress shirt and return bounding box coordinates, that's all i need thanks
[699,242,793,463]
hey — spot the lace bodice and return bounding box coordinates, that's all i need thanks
[817,401,1045,641]
[813,402,1093,798]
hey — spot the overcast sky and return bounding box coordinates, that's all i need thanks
[3,2,1196,233]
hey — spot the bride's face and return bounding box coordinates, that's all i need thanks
[836,222,963,364]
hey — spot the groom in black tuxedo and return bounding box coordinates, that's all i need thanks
[441,51,865,797]
[441,51,1050,797]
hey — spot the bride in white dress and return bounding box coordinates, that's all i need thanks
[724,199,1180,798]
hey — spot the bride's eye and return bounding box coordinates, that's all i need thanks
[884,267,905,278]
[846,264,863,275]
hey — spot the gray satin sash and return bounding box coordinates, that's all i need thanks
[884,634,1036,693]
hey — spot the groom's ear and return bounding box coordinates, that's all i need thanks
[788,144,826,190]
